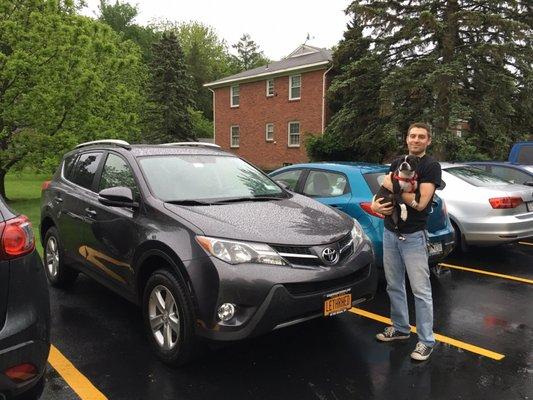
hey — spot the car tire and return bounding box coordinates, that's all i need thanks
[142,268,202,367]
[43,227,78,288]
[451,221,468,254]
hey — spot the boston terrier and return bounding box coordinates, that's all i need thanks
[376,155,420,240]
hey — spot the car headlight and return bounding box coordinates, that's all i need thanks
[351,219,364,249]
[196,236,288,266]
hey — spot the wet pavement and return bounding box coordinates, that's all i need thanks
[42,242,532,400]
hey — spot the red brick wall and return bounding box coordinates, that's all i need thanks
[213,68,327,171]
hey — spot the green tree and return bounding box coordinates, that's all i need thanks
[0,0,145,198]
[146,32,196,143]
[231,33,270,72]
[347,0,532,160]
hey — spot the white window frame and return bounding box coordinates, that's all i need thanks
[289,75,301,100]
[288,121,300,147]
[230,125,240,148]
[265,123,274,141]
[266,79,274,97]
[230,85,240,108]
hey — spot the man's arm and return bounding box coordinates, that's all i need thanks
[401,183,436,211]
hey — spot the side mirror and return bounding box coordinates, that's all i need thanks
[275,180,292,191]
[524,181,533,187]
[98,186,138,208]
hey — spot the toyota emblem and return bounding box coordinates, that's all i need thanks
[322,247,339,265]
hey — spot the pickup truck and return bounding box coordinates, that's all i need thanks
[508,141,533,165]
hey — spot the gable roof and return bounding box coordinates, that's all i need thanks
[204,44,332,88]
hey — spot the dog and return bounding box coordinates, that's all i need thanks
[376,155,420,239]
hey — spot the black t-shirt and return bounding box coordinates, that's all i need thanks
[384,154,442,234]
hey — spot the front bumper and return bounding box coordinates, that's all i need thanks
[185,240,377,341]
[0,251,50,399]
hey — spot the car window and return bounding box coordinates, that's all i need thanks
[71,152,102,191]
[62,154,78,181]
[303,170,348,197]
[99,153,140,200]
[138,155,284,201]
[272,169,302,190]
[362,172,388,194]
[445,166,510,187]
[489,166,530,185]
[517,146,533,165]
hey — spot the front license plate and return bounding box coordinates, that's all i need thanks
[428,242,443,256]
[324,290,352,317]
[527,201,533,212]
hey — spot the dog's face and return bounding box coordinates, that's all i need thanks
[398,155,419,176]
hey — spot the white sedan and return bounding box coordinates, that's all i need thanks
[439,163,533,251]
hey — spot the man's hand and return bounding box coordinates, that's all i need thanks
[371,195,393,216]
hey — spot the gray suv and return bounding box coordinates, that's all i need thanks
[40,140,376,366]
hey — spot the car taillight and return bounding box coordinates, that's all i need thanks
[488,197,523,209]
[0,215,35,260]
[41,180,51,191]
[360,202,384,219]
[4,363,38,383]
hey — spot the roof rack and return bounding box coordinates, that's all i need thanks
[75,139,131,150]
[162,142,221,149]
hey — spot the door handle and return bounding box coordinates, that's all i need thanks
[330,204,340,208]
[85,208,97,217]
[54,195,63,203]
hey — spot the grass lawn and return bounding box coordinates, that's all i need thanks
[5,172,52,256]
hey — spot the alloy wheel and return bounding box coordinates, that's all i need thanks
[45,236,60,278]
[148,285,180,351]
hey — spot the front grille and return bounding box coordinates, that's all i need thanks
[271,245,313,255]
[283,264,371,296]
[338,233,352,249]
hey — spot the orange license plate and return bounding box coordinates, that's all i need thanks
[324,292,352,316]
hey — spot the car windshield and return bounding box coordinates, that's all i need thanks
[445,166,511,187]
[138,154,284,202]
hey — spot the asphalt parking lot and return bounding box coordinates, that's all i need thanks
[41,241,532,400]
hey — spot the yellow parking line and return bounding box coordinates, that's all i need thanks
[518,241,533,247]
[349,308,505,361]
[438,262,533,285]
[48,345,107,400]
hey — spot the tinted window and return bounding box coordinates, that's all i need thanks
[63,154,78,181]
[363,172,388,194]
[445,166,510,187]
[490,166,531,185]
[99,153,140,199]
[71,152,102,190]
[272,169,302,190]
[517,146,533,165]
[303,170,349,197]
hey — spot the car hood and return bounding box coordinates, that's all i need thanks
[164,193,353,245]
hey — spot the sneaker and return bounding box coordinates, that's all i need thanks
[376,326,410,342]
[410,342,434,361]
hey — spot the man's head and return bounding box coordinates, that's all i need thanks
[406,122,432,157]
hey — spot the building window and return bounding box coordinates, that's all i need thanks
[230,125,240,148]
[288,122,300,147]
[265,123,274,141]
[230,85,240,107]
[266,79,274,97]
[289,75,301,100]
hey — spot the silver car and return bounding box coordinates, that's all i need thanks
[439,163,533,251]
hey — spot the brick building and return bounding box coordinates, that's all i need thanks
[204,45,332,171]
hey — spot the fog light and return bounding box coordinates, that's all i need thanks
[217,303,236,322]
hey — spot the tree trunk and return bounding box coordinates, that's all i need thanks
[0,169,7,201]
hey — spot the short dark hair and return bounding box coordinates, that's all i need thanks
[407,122,432,138]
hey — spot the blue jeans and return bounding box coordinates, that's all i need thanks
[383,228,435,347]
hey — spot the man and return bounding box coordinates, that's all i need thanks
[371,122,441,361]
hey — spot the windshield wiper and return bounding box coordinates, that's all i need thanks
[165,199,213,206]
[212,195,285,204]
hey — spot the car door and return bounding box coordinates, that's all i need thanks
[56,151,104,267]
[82,151,142,291]
[301,169,352,211]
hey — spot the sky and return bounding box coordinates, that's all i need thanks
[80,0,352,60]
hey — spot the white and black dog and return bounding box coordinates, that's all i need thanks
[376,155,420,239]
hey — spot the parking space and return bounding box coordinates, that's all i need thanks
[43,242,532,400]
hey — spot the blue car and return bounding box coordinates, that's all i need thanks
[463,162,533,187]
[270,162,455,267]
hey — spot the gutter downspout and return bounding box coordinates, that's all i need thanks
[322,64,333,134]
[208,88,216,143]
